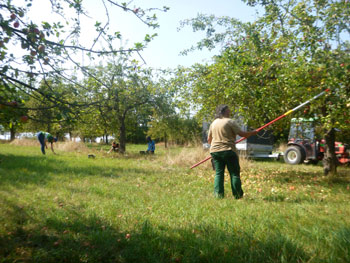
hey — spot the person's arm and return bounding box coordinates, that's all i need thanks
[230,119,258,139]
[207,124,213,144]
[45,141,48,149]
[50,143,56,154]
[207,134,212,144]
[107,146,113,153]
[237,130,258,138]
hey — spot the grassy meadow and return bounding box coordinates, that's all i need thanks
[0,140,349,263]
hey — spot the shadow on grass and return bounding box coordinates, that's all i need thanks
[269,169,350,186]
[2,194,349,263]
[0,154,66,187]
[0,153,155,187]
[0,198,311,263]
[262,194,322,204]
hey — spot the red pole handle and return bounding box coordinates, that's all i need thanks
[190,115,288,169]
[190,156,212,169]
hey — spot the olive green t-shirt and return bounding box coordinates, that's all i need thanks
[208,118,242,153]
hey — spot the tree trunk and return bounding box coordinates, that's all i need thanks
[119,119,126,153]
[164,132,168,148]
[69,131,72,141]
[322,128,337,175]
[10,126,15,141]
[105,133,109,145]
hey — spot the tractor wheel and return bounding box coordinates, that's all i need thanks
[284,146,305,165]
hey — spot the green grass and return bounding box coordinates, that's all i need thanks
[0,143,349,263]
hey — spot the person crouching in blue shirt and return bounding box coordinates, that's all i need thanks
[146,136,155,154]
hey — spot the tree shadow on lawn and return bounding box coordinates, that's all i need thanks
[269,169,350,186]
[0,153,155,188]
[0,198,313,263]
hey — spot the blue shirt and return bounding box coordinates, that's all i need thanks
[147,140,155,151]
[37,131,54,142]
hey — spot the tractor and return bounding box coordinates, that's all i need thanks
[283,117,350,165]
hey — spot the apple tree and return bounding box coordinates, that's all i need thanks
[24,78,79,139]
[79,58,163,152]
[0,80,29,140]
[241,0,350,175]
[0,0,168,133]
[0,96,28,140]
[179,0,349,175]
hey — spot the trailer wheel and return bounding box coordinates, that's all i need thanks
[284,146,305,165]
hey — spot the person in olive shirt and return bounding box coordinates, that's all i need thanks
[207,105,258,199]
[36,131,57,155]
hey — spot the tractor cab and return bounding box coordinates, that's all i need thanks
[288,117,316,143]
[284,117,350,165]
[284,117,321,164]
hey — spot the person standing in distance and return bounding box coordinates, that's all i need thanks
[36,131,57,155]
[207,105,258,199]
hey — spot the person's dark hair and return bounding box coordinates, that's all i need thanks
[215,104,229,119]
[146,136,152,142]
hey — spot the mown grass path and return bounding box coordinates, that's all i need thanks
[0,144,349,263]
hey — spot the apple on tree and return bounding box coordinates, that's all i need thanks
[38,45,45,53]
[43,57,50,65]
[7,101,18,107]
[20,116,29,123]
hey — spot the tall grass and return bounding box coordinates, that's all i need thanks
[10,138,90,153]
[0,142,349,263]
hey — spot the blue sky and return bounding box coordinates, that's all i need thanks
[136,0,260,68]
[10,0,349,69]
[24,0,260,69]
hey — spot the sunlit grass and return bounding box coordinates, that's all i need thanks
[0,143,349,263]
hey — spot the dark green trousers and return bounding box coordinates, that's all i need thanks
[210,150,243,199]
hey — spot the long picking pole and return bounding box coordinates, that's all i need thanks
[190,89,330,169]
